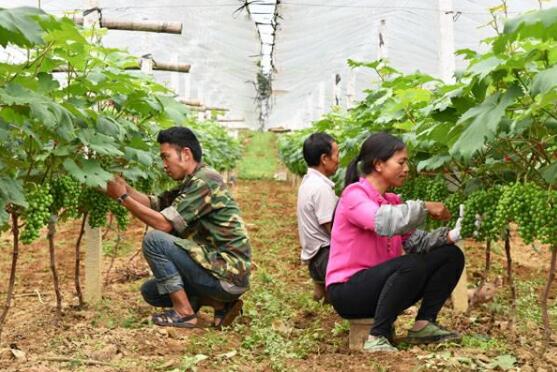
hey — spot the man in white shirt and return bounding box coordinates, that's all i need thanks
[297,132,339,301]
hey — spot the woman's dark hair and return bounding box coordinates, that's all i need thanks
[302,132,335,167]
[344,132,406,188]
[157,126,202,162]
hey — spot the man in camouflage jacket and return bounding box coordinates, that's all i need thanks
[105,126,251,328]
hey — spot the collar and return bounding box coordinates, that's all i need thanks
[358,177,388,204]
[182,162,205,183]
[307,167,335,189]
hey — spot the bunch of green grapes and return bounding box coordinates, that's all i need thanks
[50,175,81,218]
[536,190,557,245]
[461,190,488,238]
[492,183,521,237]
[134,177,154,194]
[444,191,465,226]
[396,176,429,201]
[80,188,110,228]
[108,199,129,231]
[476,187,501,241]
[21,185,54,244]
[426,175,449,202]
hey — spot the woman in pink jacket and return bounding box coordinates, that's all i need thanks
[326,132,465,352]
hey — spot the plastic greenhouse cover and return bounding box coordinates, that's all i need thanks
[0,0,262,128]
[268,0,557,130]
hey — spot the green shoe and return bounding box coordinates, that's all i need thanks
[405,322,461,345]
[363,335,398,353]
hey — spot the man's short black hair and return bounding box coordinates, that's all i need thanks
[302,132,335,167]
[157,126,202,162]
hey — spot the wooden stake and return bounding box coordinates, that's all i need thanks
[84,218,102,304]
[451,244,469,312]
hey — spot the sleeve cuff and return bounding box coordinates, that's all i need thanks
[317,215,333,224]
[149,195,160,211]
[160,206,187,235]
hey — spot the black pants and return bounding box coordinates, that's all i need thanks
[327,244,464,338]
[308,246,330,284]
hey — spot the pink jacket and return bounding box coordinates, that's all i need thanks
[326,178,407,286]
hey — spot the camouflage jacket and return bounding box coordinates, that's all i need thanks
[149,164,251,288]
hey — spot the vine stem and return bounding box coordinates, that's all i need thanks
[47,215,62,320]
[541,246,557,354]
[74,213,87,308]
[0,212,20,344]
[504,228,517,337]
[481,240,492,287]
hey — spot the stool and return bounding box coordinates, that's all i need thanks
[348,318,374,350]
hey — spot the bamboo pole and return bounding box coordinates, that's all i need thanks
[52,60,190,73]
[179,99,202,107]
[72,15,182,34]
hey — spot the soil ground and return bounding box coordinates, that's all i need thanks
[0,178,556,371]
[0,134,556,371]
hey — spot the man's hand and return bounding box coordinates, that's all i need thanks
[424,201,451,221]
[106,178,127,199]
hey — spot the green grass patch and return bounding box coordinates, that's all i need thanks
[237,131,278,180]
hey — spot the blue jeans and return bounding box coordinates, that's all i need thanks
[141,230,238,310]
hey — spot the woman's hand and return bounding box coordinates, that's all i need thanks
[424,201,451,221]
[448,205,464,243]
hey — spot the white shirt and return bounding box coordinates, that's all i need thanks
[297,168,338,261]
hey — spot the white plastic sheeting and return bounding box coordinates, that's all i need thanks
[268,0,557,130]
[0,0,262,128]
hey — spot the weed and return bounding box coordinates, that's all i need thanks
[237,131,278,179]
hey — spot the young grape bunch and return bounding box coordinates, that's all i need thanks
[80,188,110,228]
[109,199,129,231]
[21,185,54,244]
[50,175,81,219]
[461,187,501,240]
[426,175,449,202]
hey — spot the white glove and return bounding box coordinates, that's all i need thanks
[448,204,464,242]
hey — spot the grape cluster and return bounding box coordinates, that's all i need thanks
[461,187,501,240]
[109,199,129,231]
[21,185,54,244]
[444,192,465,226]
[491,183,557,245]
[134,177,154,194]
[461,191,485,238]
[50,175,81,218]
[80,188,110,228]
[395,176,430,201]
[426,175,450,202]
[536,191,557,245]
